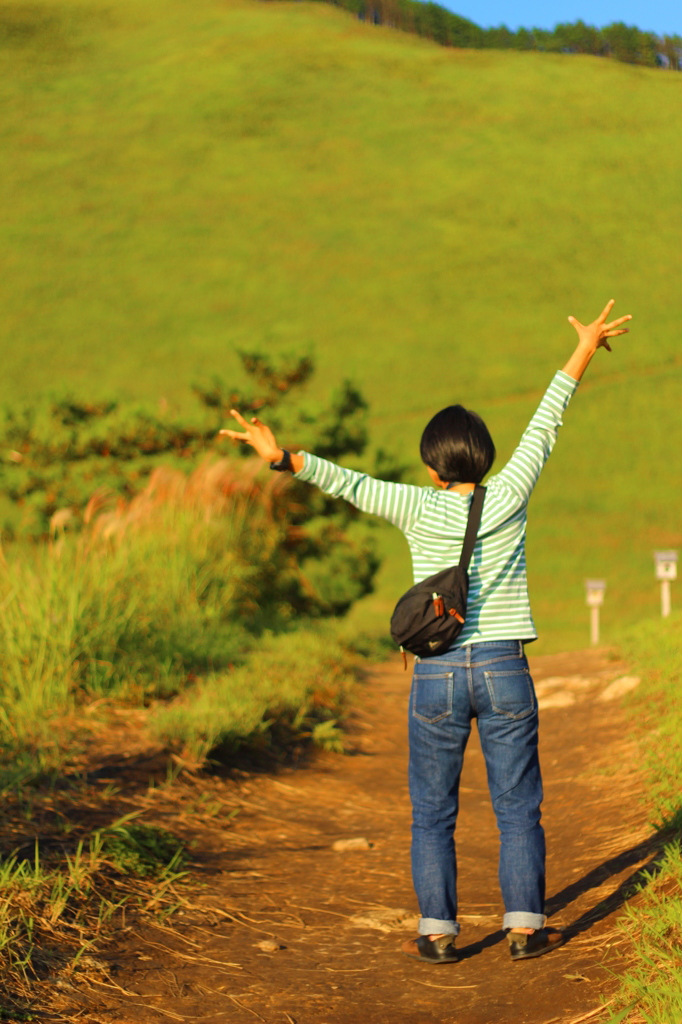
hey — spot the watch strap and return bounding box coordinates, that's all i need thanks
[269,449,294,472]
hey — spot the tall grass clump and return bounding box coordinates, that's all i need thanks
[0,457,378,783]
[602,615,682,1023]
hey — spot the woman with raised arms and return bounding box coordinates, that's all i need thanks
[221,300,631,965]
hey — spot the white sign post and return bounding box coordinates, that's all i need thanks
[585,579,606,646]
[653,551,678,618]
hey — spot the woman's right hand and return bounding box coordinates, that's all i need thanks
[218,410,283,462]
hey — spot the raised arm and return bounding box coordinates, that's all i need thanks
[493,299,631,505]
[219,412,424,530]
[219,410,306,473]
[491,373,577,504]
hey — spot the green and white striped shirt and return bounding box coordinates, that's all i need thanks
[295,371,579,645]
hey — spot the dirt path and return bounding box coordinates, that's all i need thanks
[90,649,656,1024]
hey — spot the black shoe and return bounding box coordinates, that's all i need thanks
[507,928,565,961]
[402,934,458,964]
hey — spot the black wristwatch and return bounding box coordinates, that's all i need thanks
[269,449,294,472]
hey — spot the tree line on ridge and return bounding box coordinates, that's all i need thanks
[280,0,682,68]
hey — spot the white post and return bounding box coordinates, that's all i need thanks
[590,606,600,646]
[653,551,677,619]
[585,580,606,646]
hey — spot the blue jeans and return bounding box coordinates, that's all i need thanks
[408,640,546,936]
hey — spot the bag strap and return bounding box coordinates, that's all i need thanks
[458,485,486,573]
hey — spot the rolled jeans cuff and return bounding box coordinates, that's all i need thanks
[503,912,547,931]
[418,917,460,937]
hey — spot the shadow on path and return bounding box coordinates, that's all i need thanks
[457,832,668,961]
[547,832,668,940]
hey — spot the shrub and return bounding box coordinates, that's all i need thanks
[153,626,365,765]
[0,349,373,540]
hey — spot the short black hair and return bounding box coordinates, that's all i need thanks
[420,405,496,484]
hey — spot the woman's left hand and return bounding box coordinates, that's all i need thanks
[568,299,631,353]
[219,410,283,461]
[562,299,632,382]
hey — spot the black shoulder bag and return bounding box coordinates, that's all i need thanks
[390,485,485,662]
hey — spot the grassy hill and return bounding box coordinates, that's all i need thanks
[2,0,681,651]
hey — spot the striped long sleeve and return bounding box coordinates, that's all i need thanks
[295,370,579,645]
[294,457,425,532]
[493,370,577,507]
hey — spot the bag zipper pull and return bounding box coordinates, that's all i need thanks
[400,646,407,670]
[432,593,445,617]
[448,608,465,623]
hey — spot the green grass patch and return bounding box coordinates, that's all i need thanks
[607,842,682,1024]
[603,615,682,1023]
[153,624,372,765]
[619,615,682,828]
[0,809,187,1016]
[99,821,187,879]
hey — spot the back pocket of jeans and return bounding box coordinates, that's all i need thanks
[484,669,535,720]
[412,670,454,724]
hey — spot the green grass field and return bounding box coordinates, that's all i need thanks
[2,0,681,650]
[604,615,682,1023]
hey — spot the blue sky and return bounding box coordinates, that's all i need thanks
[438,0,682,35]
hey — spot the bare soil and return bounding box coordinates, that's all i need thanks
[39,649,660,1024]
